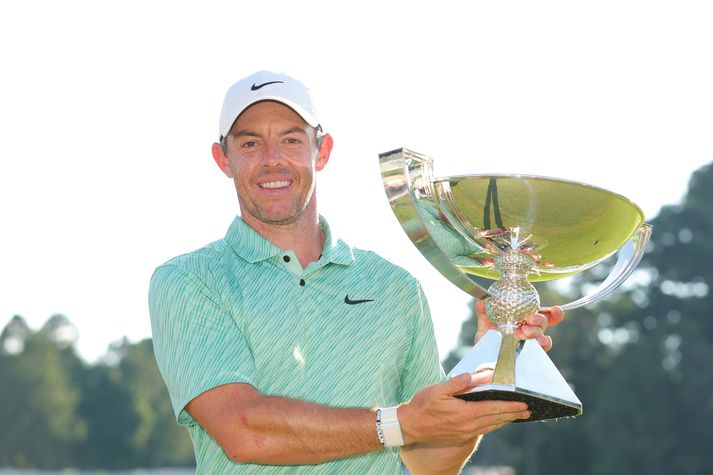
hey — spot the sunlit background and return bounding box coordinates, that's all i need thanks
[2,0,711,365]
[3,2,713,474]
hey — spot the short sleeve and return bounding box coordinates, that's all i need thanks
[149,264,257,426]
[398,281,447,402]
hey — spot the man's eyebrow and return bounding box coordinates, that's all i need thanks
[233,130,261,138]
[281,127,308,136]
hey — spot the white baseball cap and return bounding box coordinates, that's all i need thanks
[218,71,320,140]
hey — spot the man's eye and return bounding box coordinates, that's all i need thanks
[241,141,258,148]
[286,137,302,144]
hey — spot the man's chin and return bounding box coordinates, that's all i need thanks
[261,216,300,225]
[253,208,305,226]
[239,198,312,227]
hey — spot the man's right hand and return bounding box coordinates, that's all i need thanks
[398,371,531,445]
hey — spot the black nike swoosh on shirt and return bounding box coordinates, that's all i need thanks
[251,81,284,91]
[344,295,375,305]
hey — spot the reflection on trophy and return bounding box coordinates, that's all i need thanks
[380,148,652,422]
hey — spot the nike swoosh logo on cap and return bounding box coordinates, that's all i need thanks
[251,81,284,91]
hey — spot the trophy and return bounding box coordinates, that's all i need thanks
[380,148,652,422]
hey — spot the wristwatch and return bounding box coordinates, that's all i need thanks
[376,406,404,447]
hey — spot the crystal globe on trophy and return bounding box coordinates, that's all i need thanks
[380,148,652,422]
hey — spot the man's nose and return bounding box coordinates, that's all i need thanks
[262,142,283,166]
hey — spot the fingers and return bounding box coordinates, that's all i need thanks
[514,319,554,351]
[477,301,565,325]
[537,335,553,352]
[452,369,494,396]
[474,299,497,343]
[542,305,565,326]
[516,312,549,340]
[444,370,496,395]
[475,299,487,318]
[479,409,532,433]
[478,303,564,336]
[478,415,529,435]
[445,399,529,437]
[526,312,549,331]
[463,402,531,432]
[471,368,494,386]
[441,373,477,396]
[515,306,565,342]
[465,400,529,418]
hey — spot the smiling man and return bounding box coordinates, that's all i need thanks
[149,71,563,474]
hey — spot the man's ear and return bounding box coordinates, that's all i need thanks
[315,133,334,172]
[212,142,234,178]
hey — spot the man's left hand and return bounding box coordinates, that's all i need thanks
[474,299,565,352]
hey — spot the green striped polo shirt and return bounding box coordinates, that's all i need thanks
[149,216,445,474]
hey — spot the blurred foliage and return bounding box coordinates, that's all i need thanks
[3,162,712,471]
[0,318,193,469]
[444,162,713,475]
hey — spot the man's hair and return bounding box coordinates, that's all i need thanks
[220,125,324,154]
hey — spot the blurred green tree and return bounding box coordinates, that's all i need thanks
[118,338,194,467]
[0,315,86,468]
[75,353,141,468]
[0,318,193,469]
[443,162,713,475]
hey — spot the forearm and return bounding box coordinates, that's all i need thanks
[188,386,382,465]
[188,375,528,467]
[401,437,481,475]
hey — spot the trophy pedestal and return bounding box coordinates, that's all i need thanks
[449,330,582,422]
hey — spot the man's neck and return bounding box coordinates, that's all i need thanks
[242,210,324,270]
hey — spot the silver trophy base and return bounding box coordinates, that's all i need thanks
[448,330,583,423]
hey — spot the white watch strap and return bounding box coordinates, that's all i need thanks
[379,406,404,447]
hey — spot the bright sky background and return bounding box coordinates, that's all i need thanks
[2,1,712,363]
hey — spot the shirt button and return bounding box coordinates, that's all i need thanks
[283,256,291,263]
[299,279,306,287]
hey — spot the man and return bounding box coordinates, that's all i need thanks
[149,71,563,474]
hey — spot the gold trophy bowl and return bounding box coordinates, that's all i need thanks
[380,148,652,422]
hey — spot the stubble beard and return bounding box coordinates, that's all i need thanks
[241,188,314,226]
[252,202,304,225]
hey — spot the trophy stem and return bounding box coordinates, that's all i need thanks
[491,333,518,385]
[486,251,541,330]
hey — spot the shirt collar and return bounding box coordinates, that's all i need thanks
[224,216,282,263]
[224,215,354,266]
[318,215,354,266]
